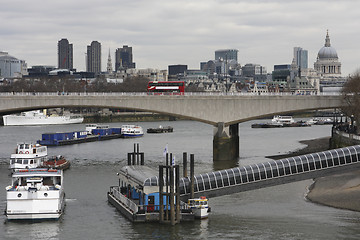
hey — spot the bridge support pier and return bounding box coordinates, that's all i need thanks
[213,122,239,161]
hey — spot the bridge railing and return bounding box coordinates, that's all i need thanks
[0,92,342,96]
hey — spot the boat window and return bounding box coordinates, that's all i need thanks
[203,201,207,205]
[10,159,14,164]
[16,159,22,164]
[30,160,34,164]
[25,144,30,149]
[23,159,28,164]
[43,177,54,186]
[19,144,24,149]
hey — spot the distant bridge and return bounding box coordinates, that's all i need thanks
[0,92,345,160]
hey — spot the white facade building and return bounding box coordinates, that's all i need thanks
[0,51,27,78]
[314,31,342,78]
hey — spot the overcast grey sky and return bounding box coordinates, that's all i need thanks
[1,0,359,75]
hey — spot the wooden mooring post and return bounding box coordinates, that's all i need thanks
[159,152,180,225]
[127,143,144,166]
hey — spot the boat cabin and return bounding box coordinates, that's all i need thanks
[10,143,48,170]
[7,169,63,192]
[86,124,109,135]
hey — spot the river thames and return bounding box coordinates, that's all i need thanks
[1,120,360,239]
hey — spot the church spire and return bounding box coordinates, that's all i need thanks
[325,30,331,47]
[107,48,113,73]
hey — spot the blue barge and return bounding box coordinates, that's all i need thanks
[38,128,122,146]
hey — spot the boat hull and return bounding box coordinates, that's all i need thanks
[6,212,62,220]
[3,115,83,126]
[6,191,65,221]
[191,207,209,219]
[121,134,144,138]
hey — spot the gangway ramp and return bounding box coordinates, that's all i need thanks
[177,145,360,200]
[142,145,360,200]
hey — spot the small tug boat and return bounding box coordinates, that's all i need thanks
[43,155,70,170]
[5,168,65,220]
[121,125,144,138]
[188,196,210,219]
[147,125,173,134]
[251,115,310,128]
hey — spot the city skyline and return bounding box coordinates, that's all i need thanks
[1,0,360,76]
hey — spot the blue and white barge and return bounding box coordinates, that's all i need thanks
[107,165,194,222]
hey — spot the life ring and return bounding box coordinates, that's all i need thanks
[19,151,23,154]
[25,151,29,154]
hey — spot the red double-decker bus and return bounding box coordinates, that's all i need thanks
[147,81,185,95]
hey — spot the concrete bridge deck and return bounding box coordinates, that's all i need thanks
[0,92,345,161]
[0,92,343,126]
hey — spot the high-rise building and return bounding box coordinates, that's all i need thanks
[115,45,135,71]
[86,41,101,74]
[168,64,188,77]
[215,49,238,62]
[57,38,73,70]
[293,47,308,69]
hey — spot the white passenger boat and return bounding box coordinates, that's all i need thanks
[3,110,83,126]
[9,143,48,171]
[5,168,65,220]
[271,115,295,126]
[85,124,109,135]
[121,125,144,138]
[188,196,210,219]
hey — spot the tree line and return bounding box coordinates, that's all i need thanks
[0,76,150,93]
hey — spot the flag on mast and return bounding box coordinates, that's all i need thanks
[172,155,175,166]
[163,144,168,157]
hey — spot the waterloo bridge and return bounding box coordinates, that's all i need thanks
[0,92,344,161]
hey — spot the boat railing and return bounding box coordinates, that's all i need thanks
[109,186,190,214]
[110,186,138,213]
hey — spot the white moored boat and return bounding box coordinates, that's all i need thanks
[10,143,47,171]
[271,115,295,126]
[188,196,210,219]
[85,124,109,135]
[3,110,83,126]
[5,168,65,220]
[121,125,144,138]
